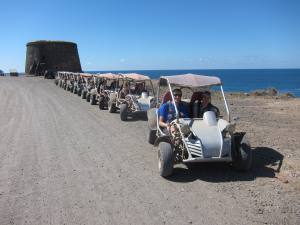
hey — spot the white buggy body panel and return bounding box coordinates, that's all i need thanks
[137,92,153,111]
[126,92,154,112]
[90,88,97,95]
[179,112,232,163]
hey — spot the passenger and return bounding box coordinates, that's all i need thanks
[109,80,117,90]
[88,80,95,91]
[98,79,106,93]
[158,89,189,133]
[120,82,130,98]
[134,82,146,95]
[198,91,220,118]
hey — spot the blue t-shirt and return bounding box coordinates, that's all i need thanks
[159,101,189,123]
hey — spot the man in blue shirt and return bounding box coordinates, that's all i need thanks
[159,89,189,133]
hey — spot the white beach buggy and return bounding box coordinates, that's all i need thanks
[108,73,156,121]
[96,73,121,110]
[147,74,252,177]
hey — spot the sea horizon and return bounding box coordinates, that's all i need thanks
[86,68,300,97]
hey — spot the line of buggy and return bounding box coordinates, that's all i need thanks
[55,71,156,120]
[55,71,252,177]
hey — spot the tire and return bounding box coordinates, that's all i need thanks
[67,86,70,91]
[232,134,252,171]
[70,87,74,92]
[77,89,82,97]
[99,96,105,110]
[120,104,128,121]
[90,94,96,105]
[82,91,87,99]
[86,93,91,102]
[147,108,157,130]
[147,129,157,145]
[63,84,67,90]
[73,87,77,94]
[108,100,116,113]
[158,142,174,177]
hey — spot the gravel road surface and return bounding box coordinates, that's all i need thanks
[0,76,299,225]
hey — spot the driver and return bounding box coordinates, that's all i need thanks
[158,89,189,133]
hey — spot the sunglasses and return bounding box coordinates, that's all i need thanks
[174,94,182,97]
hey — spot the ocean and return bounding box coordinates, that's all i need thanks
[88,69,300,97]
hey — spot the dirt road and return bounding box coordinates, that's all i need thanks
[0,77,299,225]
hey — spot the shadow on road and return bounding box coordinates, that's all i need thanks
[107,110,148,122]
[167,146,284,183]
[126,112,148,122]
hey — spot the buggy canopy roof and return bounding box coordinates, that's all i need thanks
[79,73,93,77]
[121,73,150,81]
[97,73,122,79]
[160,73,221,87]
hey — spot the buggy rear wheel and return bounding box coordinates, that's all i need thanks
[86,93,91,102]
[77,89,82,96]
[158,142,174,177]
[147,129,157,145]
[120,104,128,121]
[232,134,252,171]
[90,94,96,105]
[99,96,105,110]
[82,91,87,99]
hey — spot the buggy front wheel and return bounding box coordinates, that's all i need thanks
[108,100,116,113]
[158,142,174,177]
[82,91,87,99]
[86,93,91,102]
[99,96,105,110]
[120,104,128,121]
[90,94,96,105]
[77,89,82,96]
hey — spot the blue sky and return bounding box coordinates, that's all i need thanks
[0,0,299,72]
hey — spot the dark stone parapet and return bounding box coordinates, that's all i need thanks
[25,40,82,75]
[26,40,77,46]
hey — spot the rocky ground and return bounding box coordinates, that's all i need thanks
[0,76,299,225]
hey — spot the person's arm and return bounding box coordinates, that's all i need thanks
[158,104,170,129]
[159,116,170,129]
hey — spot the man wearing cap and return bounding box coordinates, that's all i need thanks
[158,89,189,133]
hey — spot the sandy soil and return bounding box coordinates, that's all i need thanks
[0,76,299,225]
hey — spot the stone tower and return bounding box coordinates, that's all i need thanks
[25,40,82,75]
